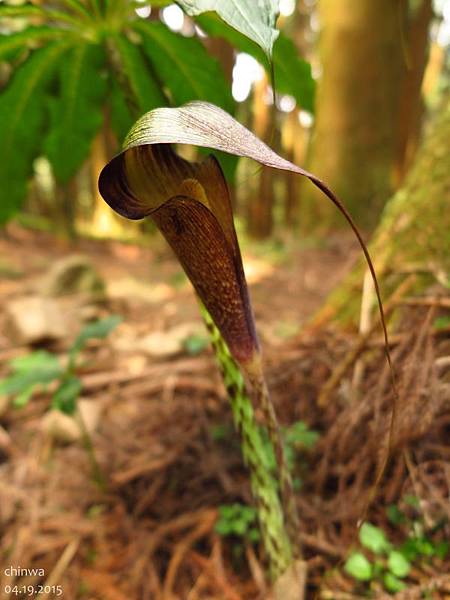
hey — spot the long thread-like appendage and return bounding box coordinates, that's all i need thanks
[200,305,293,580]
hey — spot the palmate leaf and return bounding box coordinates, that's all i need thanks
[0,2,90,28]
[110,34,166,115]
[0,42,69,223]
[109,76,134,144]
[56,0,94,21]
[45,43,107,183]
[176,0,279,58]
[0,4,45,18]
[133,20,237,179]
[0,26,69,60]
[134,20,233,112]
[197,14,315,113]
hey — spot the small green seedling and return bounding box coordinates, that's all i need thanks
[344,522,410,593]
[0,316,121,487]
[215,502,261,568]
[386,497,449,562]
[0,316,122,415]
[215,503,260,543]
[345,507,449,595]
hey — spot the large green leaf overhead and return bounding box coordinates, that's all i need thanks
[111,35,167,114]
[1,0,317,224]
[0,27,68,60]
[134,20,233,112]
[0,43,67,223]
[45,43,107,183]
[109,77,135,144]
[176,0,279,58]
[134,20,236,179]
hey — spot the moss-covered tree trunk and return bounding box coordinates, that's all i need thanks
[314,93,450,327]
[302,0,410,230]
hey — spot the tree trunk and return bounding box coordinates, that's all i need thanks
[302,0,408,230]
[247,76,275,239]
[395,0,433,184]
[314,93,450,327]
[282,110,306,228]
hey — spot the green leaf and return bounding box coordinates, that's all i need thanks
[388,551,411,578]
[435,541,449,560]
[13,385,38,408]
[359,523,391,554]
[0,43,68,223]
[197,15,315,112]
[134,20,237,179]
[413,537,435,557]
[400,538,420,561]
[45,43,106,183]
[0,4,45,18]
[214,519,232,536]
[344,552,373,581]
[386,504,406,525]
[70,315,122,360]
[10,350,60,373]
[383,572,407,593]
[0,1,93,27]
[272,33,315,113]
[248,528,260,543]
[285,421,319,449]
[52,376,82,414]
[0,352,62,397]
[0,27,68,60]
[176,0,279,58]
[109,75,134,144]
[433,316,450,330]
[215,503,258,538]
[111,34,166,114]
[183,334,209,356]
[134,20,233,112]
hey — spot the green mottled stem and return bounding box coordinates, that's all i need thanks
[200,305,292,580]
[248,369,301,558]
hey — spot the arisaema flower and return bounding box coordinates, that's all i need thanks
[98,102,390,591]
[99,101,292,369]
[99,101,381,371]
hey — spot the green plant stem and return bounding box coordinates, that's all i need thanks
[248,367,301,558]
[76,408,106,491]
[200,304,293,580]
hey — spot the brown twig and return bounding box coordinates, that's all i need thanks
[318,276,415,407]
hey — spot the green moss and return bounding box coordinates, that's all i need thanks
[314,97,450,327]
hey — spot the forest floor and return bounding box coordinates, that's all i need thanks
[0,225,449,600]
